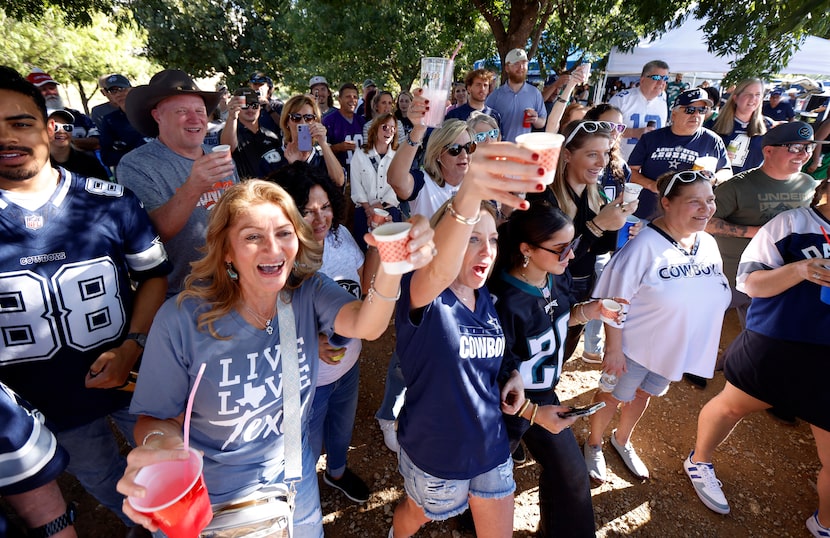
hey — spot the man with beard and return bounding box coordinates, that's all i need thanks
[26,69,100,152]
[47,108,109,179]
[324,82,365,173]
[0,66,170,538]
[445,69,502,127]
[629,88,732,220]
[609,60,670,160]
[97,74,149,168]
[485,49,546,141]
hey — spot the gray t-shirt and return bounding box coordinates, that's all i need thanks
[713,167,815,283]
[117,139,238,295]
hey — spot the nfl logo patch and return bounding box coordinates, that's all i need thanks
[25,214,44,230]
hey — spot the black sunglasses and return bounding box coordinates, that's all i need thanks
[105,86,128,94]
[443,141,477,156]
[240,103,260,110]
[771,143,816,154]
[682,106,710,115]
[288,113,317,123]
[532,236,580,262]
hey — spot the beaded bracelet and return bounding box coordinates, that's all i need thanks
[446,202,481,225]
[405,133,423,147]
[366,274,401,304]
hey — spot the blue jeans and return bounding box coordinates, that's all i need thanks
[309,362,360,476]
[583,253,611,355]
[375,351,406,421]
[56,407,137,526]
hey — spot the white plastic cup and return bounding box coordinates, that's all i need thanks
[372,222,414,275]
[371,208,391,229]
[599,299,623,325]
[212,144,231,154]
[692,156,717,172]
[420,58,454,128]
[514,132,565,185]
[623,183,643,204]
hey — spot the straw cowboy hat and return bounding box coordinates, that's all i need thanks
[125,69,222,137]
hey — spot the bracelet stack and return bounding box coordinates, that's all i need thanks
[446,202,481,226]
[585,219,604,237]
[574,301,591,325]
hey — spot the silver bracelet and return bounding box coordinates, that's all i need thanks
[446,202,481,225]
[405,133,423,147]
[142,430,166,446]
[366,274,401,303]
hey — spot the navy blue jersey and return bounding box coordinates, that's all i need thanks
[0,168,171,430]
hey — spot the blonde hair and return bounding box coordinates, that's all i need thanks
[280,94,322,145]
[712,78,767,137]
[423,119,475,187]
[179,180,322,339]
[553,120,611,218]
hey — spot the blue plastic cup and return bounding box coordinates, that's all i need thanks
[821,285,830,305]
[616,215,640,250]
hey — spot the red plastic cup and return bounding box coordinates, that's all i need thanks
[128,449,213,538]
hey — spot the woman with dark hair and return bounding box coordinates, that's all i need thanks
[708,78,768,174]
[351,112,403,250]
[395,91,414,138]
[583,169,730,484]
[270,162,371,503]
[490,202,618,537]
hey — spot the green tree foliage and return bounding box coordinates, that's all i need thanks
[0,7,159,113]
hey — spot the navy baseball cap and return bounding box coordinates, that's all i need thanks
[673,88,714,108]
[762,121,829,147]
[104,74,131,90]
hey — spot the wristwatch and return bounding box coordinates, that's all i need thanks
[125,332,147,348]
[29,502,77,538]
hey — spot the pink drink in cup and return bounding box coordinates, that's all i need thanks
[514,133,564,185]
[420,58,454,128]
[372,222,414,274]
[128,448,213,538]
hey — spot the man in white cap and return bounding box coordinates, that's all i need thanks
[310,75,335,118]
[26,68,100,152]
[485,48,546,141]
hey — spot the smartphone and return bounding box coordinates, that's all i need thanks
[245,92,257,106]
[558,401,606,419]
[297,123,312,152]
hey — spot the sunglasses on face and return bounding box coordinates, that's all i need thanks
[381,124,396,133]
[645,74,670,82]
[473,129,500,143]
[532,236,581,262]
[771,143,816,154]
[240,102,260,110]
[682,106,710,115]
[105,86,128,94]
[443,141,477,156]
[663,169,715,197]
[563,120,615,147]
[53,123,74,133]
[288,113,317,123]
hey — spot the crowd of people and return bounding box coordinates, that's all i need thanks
[1,46,829,538]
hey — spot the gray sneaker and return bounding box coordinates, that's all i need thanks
[684,450,729,514]
[583,442,606,483]
[610,429,649,479]
[378,418,399,453]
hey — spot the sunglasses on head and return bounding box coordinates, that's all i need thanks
[473,129,500,143]
[443,141,477,156]
[532,236,581,262]
[240,102,260,110]
[645,74,670,82]
[681,106,710,115]
[663,169,715,197]
[105,86,128,94]
[771,142,816,154]
[288,113,317,123]
[563,120,616,147]
[53,123,74,133]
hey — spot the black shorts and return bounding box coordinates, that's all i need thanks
[724,330,830,432]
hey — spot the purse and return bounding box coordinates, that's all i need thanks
[200,291,303,538]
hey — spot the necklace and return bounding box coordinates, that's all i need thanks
[449,283,475,305]
[518,272,557,320]
[241,299,278,335]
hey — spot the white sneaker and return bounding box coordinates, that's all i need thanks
[582,352,603,364]
[684,450,730,514]
[610,429,649,479]
[583,442,606,483]
[378,418,399,452]
[807,511,830,537]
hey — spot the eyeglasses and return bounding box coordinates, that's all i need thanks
[240,102,260,110]
[473,129,500,143]
[53,123,74,133]
[105,86,128,94]
[288,113,317,123]
[563,120,616,147]
[771,143,816,154]
[682,106,710,115]
[532,236,581,262]
[645,74,670,82]
[663,170,715,197]
[443,141,477,156]
[381,124,396,133]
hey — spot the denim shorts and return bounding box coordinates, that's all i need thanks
[397,447,514,520]
[611,356,671,402]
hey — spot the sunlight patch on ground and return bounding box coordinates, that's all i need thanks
[597,500,652,536]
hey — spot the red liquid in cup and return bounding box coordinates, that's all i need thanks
[522,109,533,128]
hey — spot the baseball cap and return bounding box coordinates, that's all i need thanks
[47,108,74,123]
[26,68,59,87]
[544,73,559,87]
[363,79,376,90]
[762,121,829,147]
[104,74,131,90]
[672,88,713,108]
[505,49,528,64]
[249,72,270,85]
[309,76,329,88]
[770,89,783,96]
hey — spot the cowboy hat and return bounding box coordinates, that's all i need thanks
[125,69,222,137]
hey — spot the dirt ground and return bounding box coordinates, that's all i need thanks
[16,309,821,537]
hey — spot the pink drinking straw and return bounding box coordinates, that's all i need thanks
[450,42,463,61]
[183,362,207,451]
